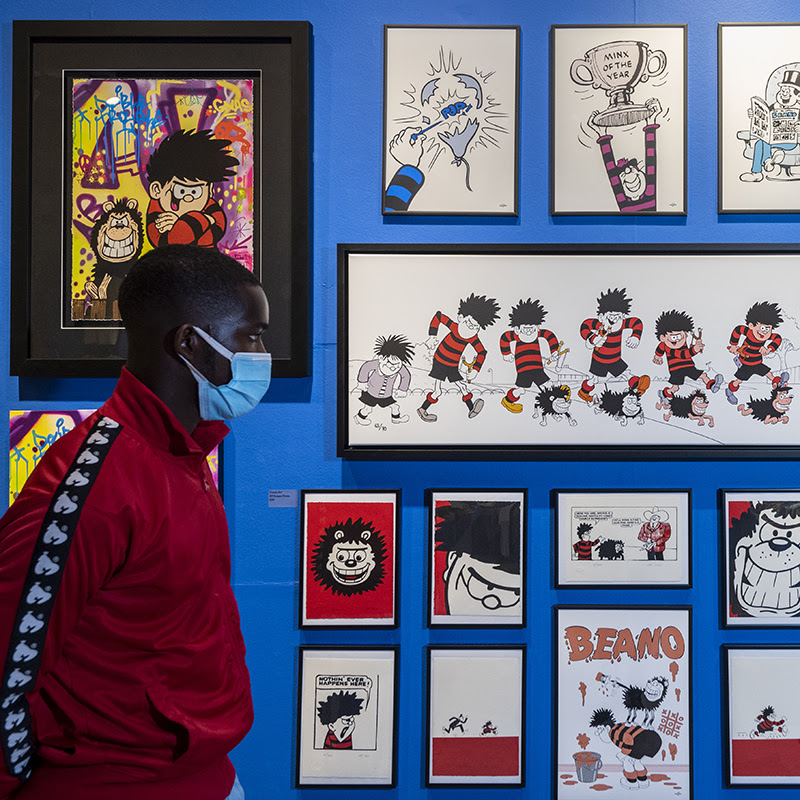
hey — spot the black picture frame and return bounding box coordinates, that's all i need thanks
[11,20,309,378]
[339,242,800,460]
[723,644,800,787]
[719,489,800,629]
[296,646,399,789]
[553,488,692,589]
[554,605,692,799]
[425,644,526,788]
[718,23,800,214]
[426,488,527,629]
[550,24,687,216]
[299,489,400,630]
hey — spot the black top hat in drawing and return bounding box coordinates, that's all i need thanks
[780,69,800,89]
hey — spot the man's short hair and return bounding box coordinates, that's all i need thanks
[119,244,260,333]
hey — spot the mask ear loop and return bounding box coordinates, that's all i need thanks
[191,326,235,361]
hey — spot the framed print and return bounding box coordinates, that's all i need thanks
[9,410,221,507]
[551,25,686,215]
[339,243,800,459]
[556,606,692,799]
[721,490,800,627]
[296,647,398,788]
[300,490,399,628]
[11,20,309,377]
[382,25,519,216]
[724,645,800,786]
[426,645,525,787]
[427,489,526,627]
[719,24,800,213]
[555,490,691,588]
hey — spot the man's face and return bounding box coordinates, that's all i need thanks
[620,164,646,199]
[748,321,773,342]
[660,330,687,350]
[649,513,662,527]
[443,552,520,616]
[328,715,355,742]
[195,284,269,386]
[776,83,800,108]
[378,355,403,376]
[149,176,211,216]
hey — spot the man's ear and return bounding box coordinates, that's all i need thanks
[148,181,163,200]
[174,324,200,364]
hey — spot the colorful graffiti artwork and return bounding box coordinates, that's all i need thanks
[9,410,220,506]
[68,76,256,324]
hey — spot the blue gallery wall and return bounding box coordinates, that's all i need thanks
[1,1,799,798]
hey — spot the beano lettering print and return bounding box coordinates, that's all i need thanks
[556,606,691,798]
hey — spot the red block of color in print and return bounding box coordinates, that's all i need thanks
[732,738,800,776]
[432,736,519,776]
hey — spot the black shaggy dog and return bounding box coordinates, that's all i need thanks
[532,385,577,427]
[596,387,645,426]
[738,385,792,425]
[597,539,624,560]
[656,389,714,427]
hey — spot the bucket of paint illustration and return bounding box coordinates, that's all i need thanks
[572,751,603,782]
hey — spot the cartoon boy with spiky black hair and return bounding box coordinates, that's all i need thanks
[434,500,521,617]
[354,334,415,425]
[573,522,601,560]
[726,301,787,404]
[146,129,239,249]
[579,288,649,404]
[589,707,662,789]
[317,691,364,749]
[653,309,723,402]
[499,298,561,414]
[418,293,500,422]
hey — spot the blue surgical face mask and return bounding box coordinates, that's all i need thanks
[181,326,272,420]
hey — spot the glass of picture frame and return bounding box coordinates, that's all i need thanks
[300,490,399,629]
[554,489,691,588]
[555,605,692,799]
[426,488,526,627]
[724,645,800,787]
[296,646,398,788]
[720,489,800,627]
[426,645,525,787]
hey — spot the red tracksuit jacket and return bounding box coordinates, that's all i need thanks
[0,369,252,799]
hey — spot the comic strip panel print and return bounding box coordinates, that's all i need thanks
[725,646,800,786]
[555,490,691,587]
[719,24,800,213]
[300,491,399,628]
[297,647,397,787]
[551,25,686,215]
[427,489,526,627]
[67,75,256,326]
[721,490,800,627]
[426,646,525,786]
[340,246,800,456]
[383,26,519,215]
[556,606,691,799]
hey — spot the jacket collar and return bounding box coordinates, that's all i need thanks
[101,367,229,458]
